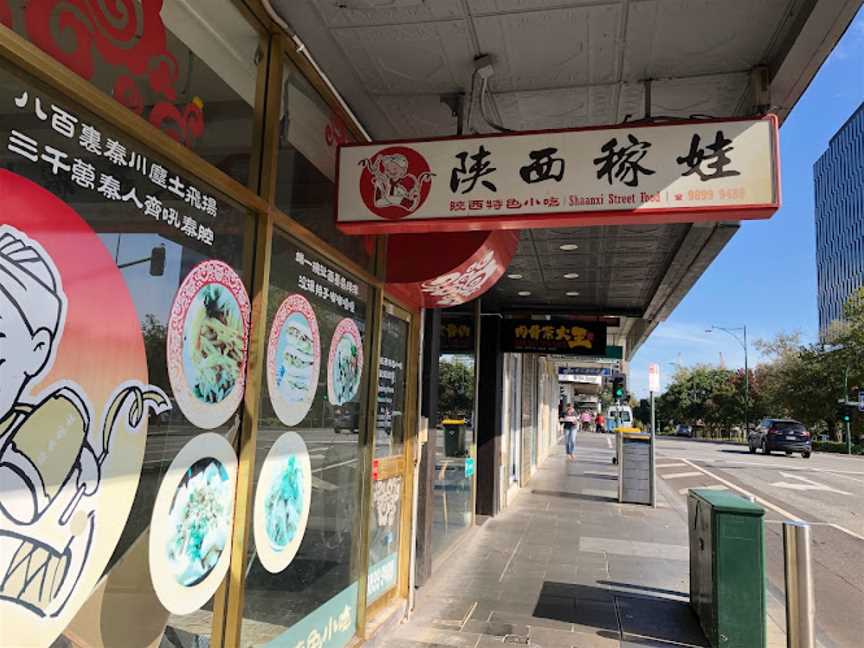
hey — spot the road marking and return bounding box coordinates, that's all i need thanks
[606,436,612,449]
[583,470,617,477]
[830,524,864,542]
[656,462,687,468]
[678,484,726,495]
[678,459,804,522]
[771,472,852,496]
[459,601,478,632]
[661,471,702,479]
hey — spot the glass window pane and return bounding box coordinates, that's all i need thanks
[240,231,369,647]
[0,66,251,646]
[367,476,401,605]
[4,0,261,185]
[276,59,374,272]
[374,309,409,459]
[432,353,475,558]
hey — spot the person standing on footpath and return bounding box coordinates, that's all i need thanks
[562,403,578,460]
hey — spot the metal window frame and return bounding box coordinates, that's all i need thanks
[0,3,421,645]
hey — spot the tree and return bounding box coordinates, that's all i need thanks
[438,358,474,422]
[142,314,169,391]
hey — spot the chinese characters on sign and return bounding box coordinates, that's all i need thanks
[440,318,474,353]
[337,117,779,234]
[501,319,607,357]
[376,356,403,436]
[294,250,359,314]
[6,90,218,245]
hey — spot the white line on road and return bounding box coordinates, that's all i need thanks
[606,436,612,449]
[831,523,864,542]
[661,471,702,479]
[771,472,852,496]
[680,459,864,542]
[656,462,688,468]
[679,458,804,522]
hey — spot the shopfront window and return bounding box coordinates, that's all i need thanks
[3,0,261,185]
[0,66,252,647]
[365,306,410,605]
[276,59,373,271]
[374,308,408,459]
[239,231,369,647]
[432,347,475,558]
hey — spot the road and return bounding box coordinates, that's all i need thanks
[654,436,863,648]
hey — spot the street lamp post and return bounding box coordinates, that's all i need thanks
[707,325,749,440]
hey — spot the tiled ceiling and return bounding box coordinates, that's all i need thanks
[484,224,689,314]
[274,0,815,139]
[273,0,856,353]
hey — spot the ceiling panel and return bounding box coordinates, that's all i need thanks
[331,20,474,95]
[473,3,621,92]
[312,0,465,28]
[621,0,791,80]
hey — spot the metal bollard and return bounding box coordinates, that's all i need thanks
[783,521,815,648]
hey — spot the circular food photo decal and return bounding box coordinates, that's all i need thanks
[149,433,237,615]
[252,432,312,573]
[267,295,321,426]
[167,260,251,429]
[327,318,364,405]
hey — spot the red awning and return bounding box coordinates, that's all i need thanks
[385,230,519,309]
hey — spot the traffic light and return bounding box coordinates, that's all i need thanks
[838,402,854,423]
[149,245,166,276]
[612,375,626,400]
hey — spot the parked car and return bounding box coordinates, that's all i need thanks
[748,418,811,458]
[675,424,692,437]
[333,402,360,433]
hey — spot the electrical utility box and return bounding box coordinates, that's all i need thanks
[688,489,766,648]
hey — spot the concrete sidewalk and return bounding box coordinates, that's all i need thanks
[372,433,765,647]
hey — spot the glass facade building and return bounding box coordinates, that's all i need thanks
[814,102,864,339]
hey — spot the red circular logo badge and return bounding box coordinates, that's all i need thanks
[359,146,433,220]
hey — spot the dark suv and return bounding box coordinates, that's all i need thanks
[748,418,812,458]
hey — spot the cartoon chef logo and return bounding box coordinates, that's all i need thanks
[0,169,169,646]
[359,146,434,220]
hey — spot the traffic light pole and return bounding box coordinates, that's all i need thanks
[845,365,851,456]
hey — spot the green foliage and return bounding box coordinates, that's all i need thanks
[812,441,863,455]
[656,290,864,441]
[438,358,474,422]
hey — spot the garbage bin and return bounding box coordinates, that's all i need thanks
[442,418,467,457]
[615,427,651,504]
[688,489,766,648]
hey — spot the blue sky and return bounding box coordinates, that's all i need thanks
[630,8,864,398]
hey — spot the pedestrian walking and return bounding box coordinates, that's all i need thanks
[579,409,593,434]
[561,403,578,460]
[595,411,606,434]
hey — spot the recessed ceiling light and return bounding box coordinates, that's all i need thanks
[507,273,523,279]
[566,291,581,296]
[518,291,532,297]
[563,273,580,279]
[559,244,578,251]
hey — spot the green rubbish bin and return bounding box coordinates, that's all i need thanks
[688,489,765,648]
[443,418,467,457]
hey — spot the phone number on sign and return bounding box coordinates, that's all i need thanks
[687,188,747,201]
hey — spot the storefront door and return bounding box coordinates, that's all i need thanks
[365,301,415,616]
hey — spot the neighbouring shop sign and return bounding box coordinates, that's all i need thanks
[336,116,779,234]
[440,317,474,352]
[502,319,607,356]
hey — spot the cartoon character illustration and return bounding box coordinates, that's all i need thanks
[359,152,433,213]
[0,225,170,619]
